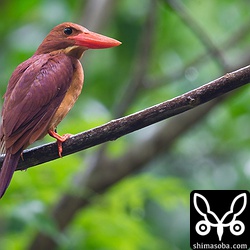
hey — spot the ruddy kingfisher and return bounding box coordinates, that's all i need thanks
[0,22,121,198]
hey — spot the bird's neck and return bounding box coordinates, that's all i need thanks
[46,46,86,59]
[35,43,86,60]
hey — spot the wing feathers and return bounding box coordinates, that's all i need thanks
[1,53,75,154]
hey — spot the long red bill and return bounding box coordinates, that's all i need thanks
[69,28,121,49]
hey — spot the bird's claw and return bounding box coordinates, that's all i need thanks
[48,130,72,157]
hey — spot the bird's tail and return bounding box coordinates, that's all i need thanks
[0,151,21,198]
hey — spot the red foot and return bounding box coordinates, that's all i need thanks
[48,130,71,157]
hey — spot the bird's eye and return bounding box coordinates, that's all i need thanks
[64,27,73,35]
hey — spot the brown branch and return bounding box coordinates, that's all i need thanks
[0,64,249,171]
[27,64,250,250]
[29,100,220,250]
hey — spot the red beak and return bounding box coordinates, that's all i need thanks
[69,28,121,49]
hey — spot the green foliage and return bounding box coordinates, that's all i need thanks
[59,175,188,250]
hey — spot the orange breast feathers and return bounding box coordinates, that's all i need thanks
[49,59,84,131]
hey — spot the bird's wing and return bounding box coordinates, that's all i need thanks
[0,53,75,154]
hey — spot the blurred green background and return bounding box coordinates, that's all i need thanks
[0,0,250,249]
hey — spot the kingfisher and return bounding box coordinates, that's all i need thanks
[0,22,121,198]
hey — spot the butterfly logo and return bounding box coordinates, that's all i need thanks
[193,193,247,241]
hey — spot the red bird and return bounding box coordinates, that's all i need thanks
[0,22,121,198]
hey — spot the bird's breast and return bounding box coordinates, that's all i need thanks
[48,59,84,130]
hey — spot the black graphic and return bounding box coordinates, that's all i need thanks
[190,190,249,250]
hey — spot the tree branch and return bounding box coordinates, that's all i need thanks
[1,64,249,171]
[164,0,228,70]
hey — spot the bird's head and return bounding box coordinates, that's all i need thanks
[35,22,121,58]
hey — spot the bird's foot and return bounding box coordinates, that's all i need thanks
[20,152,24,161]
[48,130,72,158]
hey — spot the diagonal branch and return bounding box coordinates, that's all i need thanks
[164,0,228,70]
[28,101,220,250]
[1,64,249,171]
[27,64,250,249]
